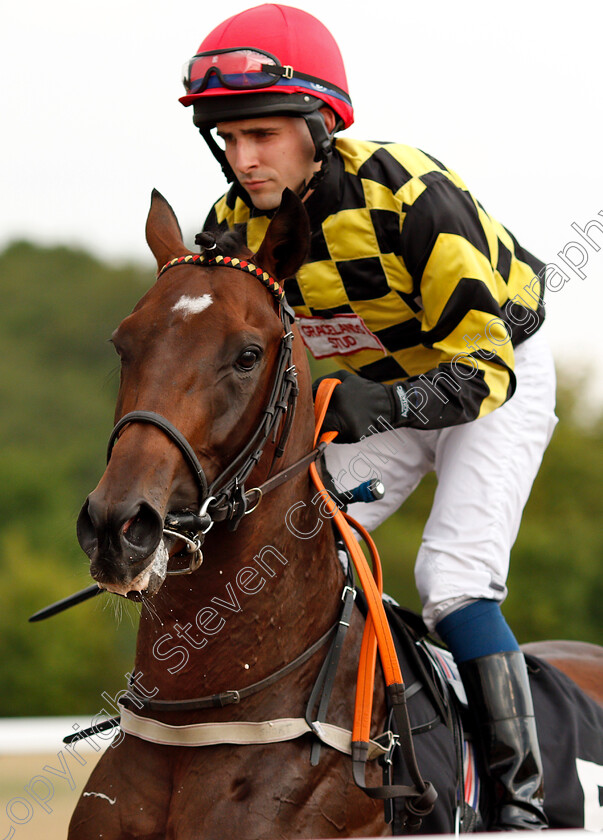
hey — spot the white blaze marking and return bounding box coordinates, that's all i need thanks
[83,791,117,805]
[172,294,213,317]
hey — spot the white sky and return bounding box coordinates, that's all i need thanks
[3,1,603,410]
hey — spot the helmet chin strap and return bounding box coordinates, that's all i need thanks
[200,127,236,183]
[303,109,340,163]
[200,109,340,203]
[198,124,324,206]
[297,158,329,201]
[291,109,342,201]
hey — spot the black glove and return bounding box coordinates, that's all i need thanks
[313,370,400,443]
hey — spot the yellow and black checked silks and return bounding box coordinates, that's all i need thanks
[204,138,545,429]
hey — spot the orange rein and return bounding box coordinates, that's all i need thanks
[310,378,404,746]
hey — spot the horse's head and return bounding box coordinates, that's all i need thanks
[77,188,310,599]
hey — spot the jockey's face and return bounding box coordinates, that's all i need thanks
[216,115,323,210]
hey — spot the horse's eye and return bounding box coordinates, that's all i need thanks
[236,347,261,371]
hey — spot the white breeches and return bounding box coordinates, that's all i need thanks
[324,330,558,632]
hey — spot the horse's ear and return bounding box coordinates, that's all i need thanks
[145,189,191,269]
[253,188,310,281]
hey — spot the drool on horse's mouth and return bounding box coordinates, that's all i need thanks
[98,539,169,600]
[98,539,170,599]
[98,528,203,599]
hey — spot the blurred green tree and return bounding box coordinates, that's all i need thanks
[0,241,150,715]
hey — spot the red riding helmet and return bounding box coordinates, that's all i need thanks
[180,4,353,126]
[179,4,353,180]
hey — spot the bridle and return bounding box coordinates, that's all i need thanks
[106,252,324,574]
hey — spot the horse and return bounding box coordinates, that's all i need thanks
[69,188,603,839]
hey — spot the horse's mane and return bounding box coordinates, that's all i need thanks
[195,224,252,260]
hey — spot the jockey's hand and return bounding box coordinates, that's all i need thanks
[312,370,398,443]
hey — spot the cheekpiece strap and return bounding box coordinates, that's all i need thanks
[157,253,285,304]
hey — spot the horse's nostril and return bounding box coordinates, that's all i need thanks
[121,502,163,558]
[77,496,163,565]
[77,500,98,559]
[122,514,145,547]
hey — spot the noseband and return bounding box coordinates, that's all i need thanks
[106,252,319,573]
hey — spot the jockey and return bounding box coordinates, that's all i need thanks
[179,4,556,830]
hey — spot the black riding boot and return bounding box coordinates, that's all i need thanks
[458,651,548,830]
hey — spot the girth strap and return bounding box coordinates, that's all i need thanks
[305,581,356,766]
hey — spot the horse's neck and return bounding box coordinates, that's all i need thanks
[134,444,344,707]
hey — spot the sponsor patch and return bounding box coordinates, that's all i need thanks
[295,314,386,359]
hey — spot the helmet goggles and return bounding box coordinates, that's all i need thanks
[182,47,293,95]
